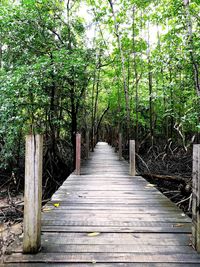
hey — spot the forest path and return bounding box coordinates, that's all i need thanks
[4,142,200,266]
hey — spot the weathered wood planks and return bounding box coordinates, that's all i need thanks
[23,134,43,254]
[75,133,81,175]
[192,144,200,252]
[4,142,200,265]
[2,263,200,267]
[129,140,136,176]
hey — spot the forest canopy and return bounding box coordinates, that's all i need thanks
[0,0,199,192]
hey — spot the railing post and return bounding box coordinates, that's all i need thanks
[129,140,136,176]
[23,134,43,254]
[192,144,200,252]
[75,133,81,175]
[86,131,89,160]
[119,133,122,160]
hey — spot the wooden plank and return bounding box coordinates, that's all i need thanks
[3,264,200,267]
[35,232,191,246]
[23,134,43,254]
[48,205,178,210]
[41,214,190,223]
[10,244,195,254]
[56,188,158,192]
[3,263,200,267]
[42,208,181,214]
[51,196,173,201]
[47,205,182,212]
[52,191,163,196]
[59,181,149,186]
[41,220,191,227]
[5,252,200,263]
[49,199,181,207]
[41,224,191,233]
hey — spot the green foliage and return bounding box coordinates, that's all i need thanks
[0,0,93,169]
[86,0,199,145]
[0,0,199,171]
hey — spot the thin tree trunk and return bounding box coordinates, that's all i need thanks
[0,44,2,69]
[147,22,154,146]
[183,0,200,97]
[91,64,96,152]
[132,5,139,147]
[91,52,101,151]
[70,85,77,168]
[108,0,130,138]
[157,25,169,141]
[169,65,174,139]
[93,55,101,144]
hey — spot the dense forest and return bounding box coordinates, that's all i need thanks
[0,0,199,222]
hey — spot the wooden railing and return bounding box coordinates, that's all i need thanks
[23,135,43,253]
[22,132,89,253]
[129,140,136,176]
[192,144,200,252]
[117,133,136,176]
[75,133,81,175]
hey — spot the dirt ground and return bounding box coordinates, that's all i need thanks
[0,190,23,261]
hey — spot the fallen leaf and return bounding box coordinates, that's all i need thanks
[146,184,155,187]
[42,207,52,212]
[53,203,60,207]
[172,223,184,228]
[87,232,100,237]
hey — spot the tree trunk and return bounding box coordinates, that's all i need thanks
[183,0,200,97]
[108,0,130,139]
[147,22,154,146]
[70,84,77,168]
[0,44,2,69]
[132,5,139,148]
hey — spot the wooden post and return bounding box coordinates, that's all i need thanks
[119,133,122,160]
[129,140,136,176]
[75,133,81,175]
[192,144,200,252]
[86,131,89,159]
[23,134,43,254]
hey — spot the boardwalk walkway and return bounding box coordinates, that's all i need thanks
[4,142,200,266]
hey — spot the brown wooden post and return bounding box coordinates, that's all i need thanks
[192,144,200,252]
[23,134,43,254]
[75,133,81,175]
[86,131,90,159]
[119,133,122,160]
[129,140,136,176]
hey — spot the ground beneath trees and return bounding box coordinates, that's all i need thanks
[0,189,23,261]
[136,145,192,217]
[120,143,192,217]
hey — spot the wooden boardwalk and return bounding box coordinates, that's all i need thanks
[4,142,200,266]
